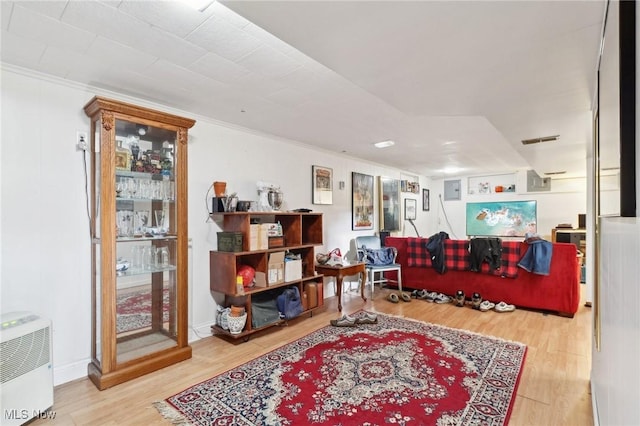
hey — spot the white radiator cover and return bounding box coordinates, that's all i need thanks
[0,312,54,426]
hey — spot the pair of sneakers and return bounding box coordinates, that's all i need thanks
[478,301,515,312]
[455,291,482,309]
[412,289,451,303]
[330,312,378,327]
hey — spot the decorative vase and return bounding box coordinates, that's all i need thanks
[227,313,247,334]
[213,181,227,197]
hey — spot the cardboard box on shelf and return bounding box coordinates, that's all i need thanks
[268,252,285,285]
[254,271,267,288]
[249,224,268,251]
[284,258,302,281]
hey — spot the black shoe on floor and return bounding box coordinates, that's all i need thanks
[471,292,482,310]
[455,290,465,307]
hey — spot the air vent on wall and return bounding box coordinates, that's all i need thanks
[526,170,551,192]
[521,135,560,145]
[544,171,566,176]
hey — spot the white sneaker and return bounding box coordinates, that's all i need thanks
[479,301,495,312]
[494,301,515,313]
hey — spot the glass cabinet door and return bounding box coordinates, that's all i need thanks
[112,119,179,364]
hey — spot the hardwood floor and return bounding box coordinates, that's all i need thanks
[34,286,593,425]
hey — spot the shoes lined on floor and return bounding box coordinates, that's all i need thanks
[330,312,378,327]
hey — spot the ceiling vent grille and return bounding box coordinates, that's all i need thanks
[544,171,566,176]
[521,135,560,145]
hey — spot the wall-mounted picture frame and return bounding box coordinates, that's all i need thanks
[422,189,430,211]
[352,172,374,230]
[404,198,417,220]
[312,165,333,205]
[379,176,400,231]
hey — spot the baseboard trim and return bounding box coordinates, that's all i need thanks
[54,358,90,386]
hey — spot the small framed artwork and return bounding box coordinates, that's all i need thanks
[404,198,417,220]
[352,172,374,230]
[422,188,430,211]
[312,165,333,205]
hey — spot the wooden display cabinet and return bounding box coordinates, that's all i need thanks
[210,212,324,339]
[84,96,194,389]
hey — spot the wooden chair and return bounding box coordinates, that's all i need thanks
[355,236,403,294]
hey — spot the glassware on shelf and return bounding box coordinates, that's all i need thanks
[131,245,144,271]
[154,210,167,233]
[157,247,170,268]
[134,210,149,237]
[142,246,156,270]
[117,210,134,237]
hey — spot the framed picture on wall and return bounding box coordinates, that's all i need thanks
[379,176,400,231]
[404,198,417,220]
[422,189,430,211]
[352,172,374,230]
[312,165,333,205]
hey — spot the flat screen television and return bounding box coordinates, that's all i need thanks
[466,200,537,237]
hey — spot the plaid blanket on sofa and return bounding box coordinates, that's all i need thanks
[480,240,521,278]
[406,237,431,267]
[444,239,470,271]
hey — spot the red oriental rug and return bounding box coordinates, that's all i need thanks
[154,312,526,425]
[116,286,169,334]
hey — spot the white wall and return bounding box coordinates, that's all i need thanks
[0,67,432,385]
[428,172,588,241]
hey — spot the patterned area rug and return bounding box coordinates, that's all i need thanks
[155,312,526,425]
[117,286,169,334]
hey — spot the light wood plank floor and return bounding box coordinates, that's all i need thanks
[33,286,593,425]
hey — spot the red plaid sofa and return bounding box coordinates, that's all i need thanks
[385,236,580,317]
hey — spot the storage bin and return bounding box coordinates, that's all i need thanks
[217,232,243,252]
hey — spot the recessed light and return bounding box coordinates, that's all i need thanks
[443,167,462,174]
[374,140,395,148]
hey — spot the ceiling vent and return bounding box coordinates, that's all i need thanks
[521,135,560,145]
[544,171,566,176]
[527,170,551,192]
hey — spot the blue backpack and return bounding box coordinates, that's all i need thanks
[277,287,304,319]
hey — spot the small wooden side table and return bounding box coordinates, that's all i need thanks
[314,262,366,312]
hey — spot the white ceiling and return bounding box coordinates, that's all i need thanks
[0,0,605,179]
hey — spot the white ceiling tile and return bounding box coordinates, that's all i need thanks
[0,30,47,68]
[1,2,13,30]
[236,45,301,79]
[85,36,158,70]
[233,72,286,98]
[190,53,250,85]
[264,87,305,109]
[13,0,68,20]
[186,15,262,62]
[145,59,229,93]
[117,1,214,38]
[208,2,251,30]
[9,4,95,53]
[62,1,207,65]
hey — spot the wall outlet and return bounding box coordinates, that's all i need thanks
[77,131,88,151]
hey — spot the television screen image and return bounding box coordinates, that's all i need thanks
[466,200,537,237]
